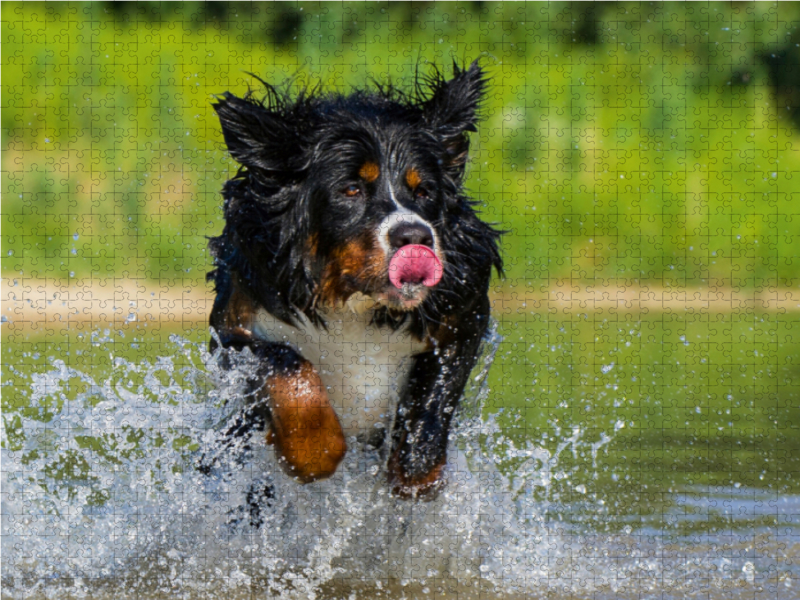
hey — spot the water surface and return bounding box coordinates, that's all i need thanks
[2,308,798,599]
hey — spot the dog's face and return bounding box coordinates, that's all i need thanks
[304,122,448,311]
[211,62,501,323]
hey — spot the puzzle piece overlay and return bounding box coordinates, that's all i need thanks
[2,4,799,599]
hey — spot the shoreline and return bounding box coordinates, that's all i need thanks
[3,278,800,329]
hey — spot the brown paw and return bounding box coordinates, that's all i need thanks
[266,362,347,482]
[274,428,347,483]
[387,458,446,500]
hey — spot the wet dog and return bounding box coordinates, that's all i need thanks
[207,61,502,498]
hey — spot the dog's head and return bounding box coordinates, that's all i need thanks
[210,61,502,326]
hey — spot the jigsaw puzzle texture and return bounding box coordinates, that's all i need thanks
[2,3,800,599]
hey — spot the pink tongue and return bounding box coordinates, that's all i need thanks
[389,245,443,289]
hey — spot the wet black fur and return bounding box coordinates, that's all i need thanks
[207,61,503,494]
[208,61,502,333]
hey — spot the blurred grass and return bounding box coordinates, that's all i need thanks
[4,1,800,288]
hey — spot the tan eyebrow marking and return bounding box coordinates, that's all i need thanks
[405,167,422,190]
[359,162,380,183]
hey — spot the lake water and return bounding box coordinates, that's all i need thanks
[2,307,799,599]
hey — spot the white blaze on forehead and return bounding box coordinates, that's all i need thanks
[388,180,400,209]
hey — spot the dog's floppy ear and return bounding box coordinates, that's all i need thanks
[213,92,301,173]
[423,60,486,173]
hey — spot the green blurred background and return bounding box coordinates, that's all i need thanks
[4,1,800,289]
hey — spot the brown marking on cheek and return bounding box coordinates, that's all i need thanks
[359,161,380,183]
[317,232,387,307]
[405,167,422,190]
[306,233,319,256]
[266,361,347,483]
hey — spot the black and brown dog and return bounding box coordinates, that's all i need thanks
[207,61,502,499]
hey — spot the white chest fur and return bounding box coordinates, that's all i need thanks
[251,297,427,439]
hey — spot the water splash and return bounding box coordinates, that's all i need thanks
[2,323,788,599]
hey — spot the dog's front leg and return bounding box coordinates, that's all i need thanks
[243,342,347,483]
[387,297,490,498]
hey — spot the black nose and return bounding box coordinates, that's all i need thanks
[388,221,434,249]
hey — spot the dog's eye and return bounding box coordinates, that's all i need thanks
[414,186,431,200]
[342,184,362,198]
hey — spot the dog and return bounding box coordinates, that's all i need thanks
[207,61,502,499]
